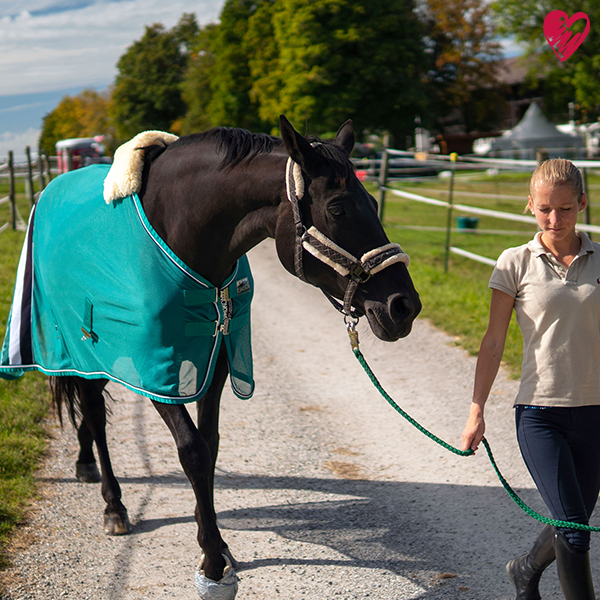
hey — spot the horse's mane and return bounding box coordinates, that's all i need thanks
[166,128,281,170]
[152,127,354,184]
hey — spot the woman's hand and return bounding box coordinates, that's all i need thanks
[462,402,486,452]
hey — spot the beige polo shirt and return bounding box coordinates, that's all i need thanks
[490,231,600,407]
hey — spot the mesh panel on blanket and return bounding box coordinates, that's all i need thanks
[224,316,254,399]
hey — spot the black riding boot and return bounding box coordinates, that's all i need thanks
[554,530,595,600]
[506,525,556,600]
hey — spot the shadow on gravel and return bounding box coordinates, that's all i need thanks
[132,514,196,533]
[38,473,190,486]
[213,472,556,597]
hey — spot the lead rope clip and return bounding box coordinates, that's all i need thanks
[345,317,360,351]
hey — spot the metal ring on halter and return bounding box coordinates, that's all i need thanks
[344,314,359,327]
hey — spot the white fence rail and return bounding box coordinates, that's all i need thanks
[376,151,600,269]
[384,186,600,235]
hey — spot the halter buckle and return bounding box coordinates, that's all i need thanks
[350,263,370,283]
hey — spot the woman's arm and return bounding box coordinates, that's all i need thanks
[461,288,515,452]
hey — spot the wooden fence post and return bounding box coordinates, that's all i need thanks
[8,150,16,230]
[25,145,35,206]
[443,153,458,273]
[37,147,46,190]
[377,133,390,221]
[44,152,53,182]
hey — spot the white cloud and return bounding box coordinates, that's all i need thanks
[0,128,40,162]
[0,0,224,96]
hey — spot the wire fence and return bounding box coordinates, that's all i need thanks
[361,148,600,270]
[0,147,54,234]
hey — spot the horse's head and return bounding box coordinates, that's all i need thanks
[275,115,421,341]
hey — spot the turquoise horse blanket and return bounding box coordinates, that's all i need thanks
[0,164,254,403]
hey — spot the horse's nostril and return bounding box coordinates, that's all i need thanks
[389,293,417,321]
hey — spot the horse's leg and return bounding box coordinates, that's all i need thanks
[152,400,226,579]
[75,419,101,483]
[76,378,130,535]
[152,349,230,583]
[196,347,238,567]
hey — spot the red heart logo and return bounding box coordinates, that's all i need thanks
[544,10,590,61]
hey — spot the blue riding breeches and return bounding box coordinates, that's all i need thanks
[515,405,600,552]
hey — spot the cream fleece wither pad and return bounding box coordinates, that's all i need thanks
[103,130,179,203]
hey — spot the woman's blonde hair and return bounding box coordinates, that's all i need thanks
[529,158,584,203]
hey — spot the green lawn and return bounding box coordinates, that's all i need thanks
[0,185,50,573]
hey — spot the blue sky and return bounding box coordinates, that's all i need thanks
[0,0,225,160]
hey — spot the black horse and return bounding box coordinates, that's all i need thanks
[47,116,421,595]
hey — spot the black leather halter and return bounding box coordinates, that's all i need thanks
[285,157,410,321]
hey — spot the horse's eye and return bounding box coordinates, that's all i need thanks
[328,204,345,217]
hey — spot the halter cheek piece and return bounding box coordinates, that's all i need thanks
[285,157,410,321]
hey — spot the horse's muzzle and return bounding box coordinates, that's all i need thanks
[364,292,422,341]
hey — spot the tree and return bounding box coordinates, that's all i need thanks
[421,0,506,133]
[39,89,112,156]
[491,0,600,122]
[178,24,219,134]
[244,0,428,144]
[204,0,269,131]
[179,2,273,134]
[110,14,199,141]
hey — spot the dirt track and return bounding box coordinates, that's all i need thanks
[2,238,598,599]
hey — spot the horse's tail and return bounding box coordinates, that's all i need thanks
[50,376,80,427]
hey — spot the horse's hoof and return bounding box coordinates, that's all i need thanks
[104,509,131,535]
[75,462,101,483]
[195,554,238,599]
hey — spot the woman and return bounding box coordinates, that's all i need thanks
[461,159,600,599]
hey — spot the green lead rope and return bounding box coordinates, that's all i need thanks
[353,346,473,457]
[352,345,600,532]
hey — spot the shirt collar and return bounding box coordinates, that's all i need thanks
[578,230,595,255]
[528,230,595,258]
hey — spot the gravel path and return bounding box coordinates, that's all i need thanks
[2,239,598,599]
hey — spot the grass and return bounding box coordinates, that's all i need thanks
[0,182,51,573]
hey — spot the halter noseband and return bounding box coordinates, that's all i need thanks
[285,157,410,321]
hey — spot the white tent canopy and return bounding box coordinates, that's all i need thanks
[490,102,584,159]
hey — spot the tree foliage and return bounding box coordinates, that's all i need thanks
[491,0,600,121]
[178,2,266,135]
[39,89,112,156]
[110,14,198,141]
[178,0,430,144]
[421,0,506,133]
[245,0,429,143]
[177,24,219,134]
[205,0,267,131]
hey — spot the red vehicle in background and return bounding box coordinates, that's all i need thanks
[55,136,111,173]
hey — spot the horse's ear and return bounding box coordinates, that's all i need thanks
[280,115,320,174]
[334,120,354,156]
